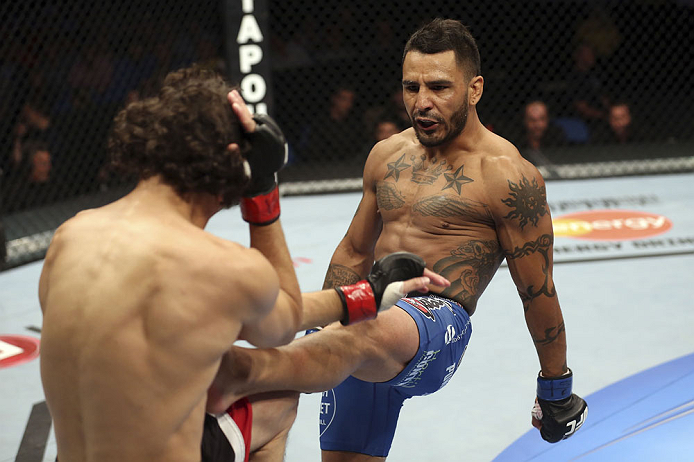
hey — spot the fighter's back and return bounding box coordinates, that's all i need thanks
[38,197,266,462]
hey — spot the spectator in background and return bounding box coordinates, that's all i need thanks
[361,118,401,157]
[566,42,609,131]
[374,119,400,142]
[2,141,60,213]
[68,41,114,104]
[7,85,53,184]
[593,101,642,144]
[103,40,157,106]
[368,87,411,131]
[300,84,363,163]
[510,100,566,167]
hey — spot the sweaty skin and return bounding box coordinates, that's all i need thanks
[38,181,286,462]
[37,87,310,462]
[210,51,568,451]
[204,49,569,462]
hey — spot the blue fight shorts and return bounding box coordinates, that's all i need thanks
[319,293,472,457]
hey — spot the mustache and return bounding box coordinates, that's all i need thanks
[412,111,443,122]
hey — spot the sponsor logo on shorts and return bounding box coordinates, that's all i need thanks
[553,210,673,241]
[319,389,336,436]
[394,349,439,388]
[402,296,453,321]
[0,335,40,369]
[444,319,471,345]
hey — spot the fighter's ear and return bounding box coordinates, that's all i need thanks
[469,75,484,106]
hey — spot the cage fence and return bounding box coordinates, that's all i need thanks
[1,0,693,269]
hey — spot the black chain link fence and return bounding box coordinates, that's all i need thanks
[2,0,693,269]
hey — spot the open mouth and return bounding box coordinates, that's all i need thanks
[416,119,439,131]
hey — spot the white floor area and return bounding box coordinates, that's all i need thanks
[1,173,693,462]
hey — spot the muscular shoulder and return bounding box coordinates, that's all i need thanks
[192,233,280,318]
[480,134,543,191]
[476,133,547,218]
[363,128,417,185]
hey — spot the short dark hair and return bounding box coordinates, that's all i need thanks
[403,18,481,79]
[109,65,249,207]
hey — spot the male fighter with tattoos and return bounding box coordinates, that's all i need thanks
[209,18,587,461]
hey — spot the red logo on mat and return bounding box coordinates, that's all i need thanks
[0,335,40,369]
[553,210,672,241]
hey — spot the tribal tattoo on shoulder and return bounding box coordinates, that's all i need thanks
[432,239,504,308]
[323,264,362,289]
[501,175,548,229]
[505,234,557,312]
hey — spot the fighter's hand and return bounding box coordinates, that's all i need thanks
[398,268,450,296]
[336,252,449,325]
[227,90,256,145]
[228,90,289,225]
[532,370,588,443]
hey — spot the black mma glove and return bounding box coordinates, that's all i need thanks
[240,113,289,225]
[533,369,588,443]
[335,252,426,325]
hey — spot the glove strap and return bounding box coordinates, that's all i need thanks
[336,281,377,325]
[240,185,280,226]
[537,369,573,401]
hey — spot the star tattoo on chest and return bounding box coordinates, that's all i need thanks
[384,153,411,181]
[442,165,474,194]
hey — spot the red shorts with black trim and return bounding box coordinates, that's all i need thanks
[201,398,253,462]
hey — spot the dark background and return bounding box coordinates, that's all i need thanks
[1,0,693,268]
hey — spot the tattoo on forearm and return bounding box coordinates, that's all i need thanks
[501,176,548,229]
[532,322,565,346]
[323,264,362,289]
[508,235,557,312]
[413,195,492,223]
[432,240,504,308]
[505,234,554,259]
[376,182,405,211]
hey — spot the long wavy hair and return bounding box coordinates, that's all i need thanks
[109,66,250,208]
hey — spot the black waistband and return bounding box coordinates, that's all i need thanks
[405,290,429,298]
[404,291,472,316]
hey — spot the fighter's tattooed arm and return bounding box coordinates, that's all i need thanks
[323,264,362,289]
[487,165,567,377]
[532,322,566,346]
[505,234,557,312]
[501,175,548,229]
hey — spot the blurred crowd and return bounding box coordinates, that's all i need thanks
[1,1,692,217]
[0,14,223,215]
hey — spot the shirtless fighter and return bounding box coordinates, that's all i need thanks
[209,18,588,461]
[37,65,448,462]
